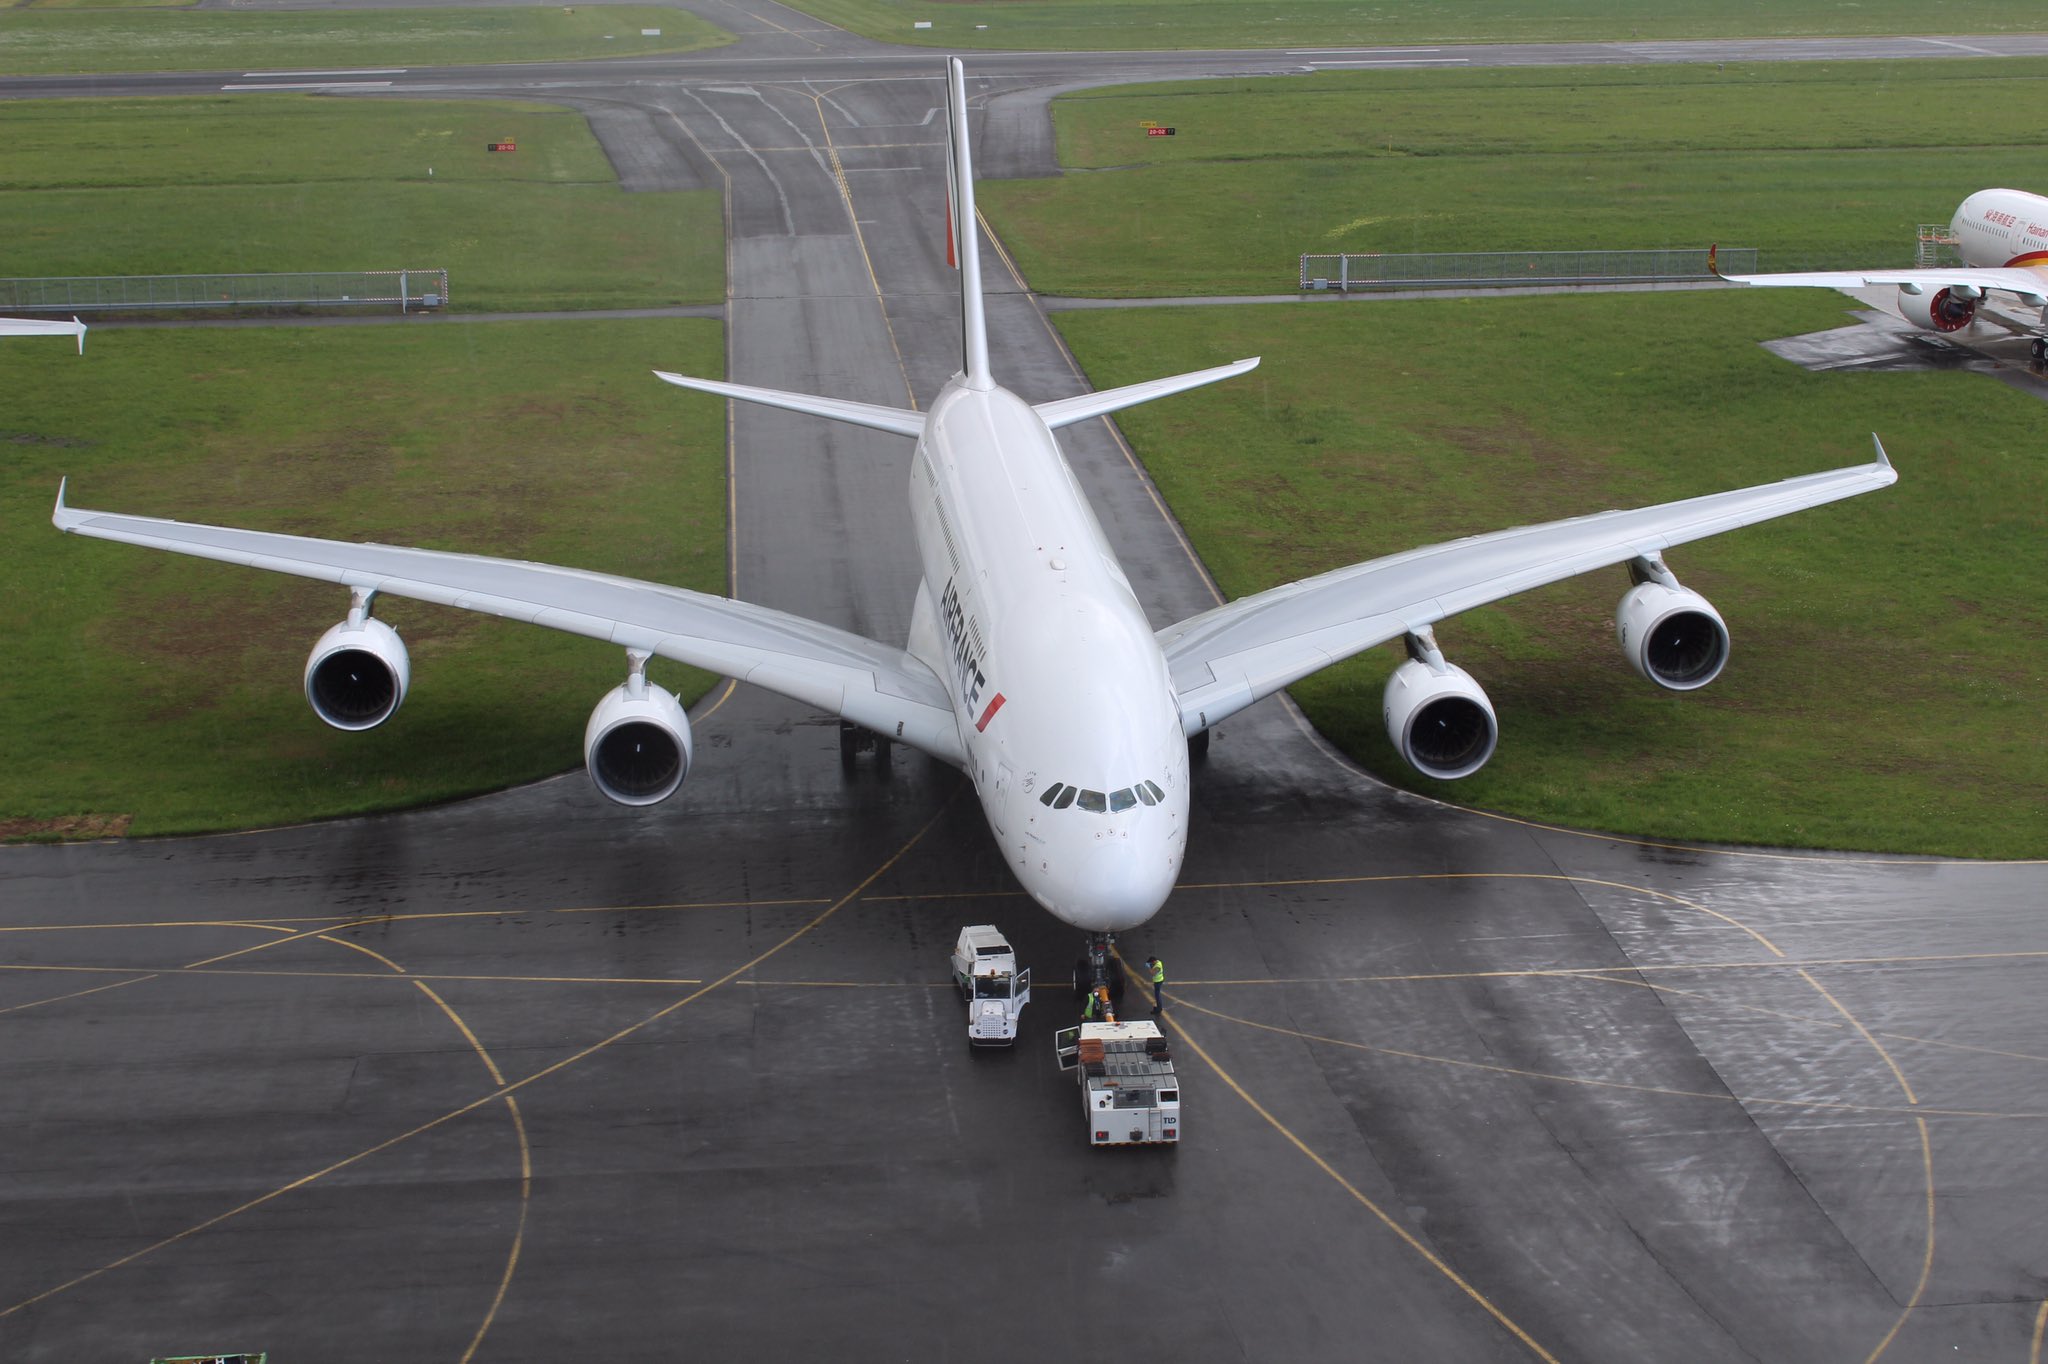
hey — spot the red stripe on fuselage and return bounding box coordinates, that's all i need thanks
[2001,250,2048,268]
[975,692,1006,732]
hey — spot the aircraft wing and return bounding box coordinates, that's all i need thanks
[1158,443,1897,735]
[51,489,967,766]
[2,316,86,353]
[1721,266,2048,302]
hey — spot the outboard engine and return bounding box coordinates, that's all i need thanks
[1382,628,1498,780]
[1615,558,1729,692]
[584,651,692,806]
[305,602,410,731]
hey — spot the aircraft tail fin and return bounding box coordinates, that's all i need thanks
[944,57,993,391]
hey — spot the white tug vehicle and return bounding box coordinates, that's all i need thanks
[1055,1019,1182,1147]
[951,925,1031,1047]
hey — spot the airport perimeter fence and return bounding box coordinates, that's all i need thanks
[0,269,449,315]
[1298,248,1758,292]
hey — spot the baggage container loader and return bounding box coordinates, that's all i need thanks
[1054,1020,1181,1146]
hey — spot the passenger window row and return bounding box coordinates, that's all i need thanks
[1038,779,1167,814]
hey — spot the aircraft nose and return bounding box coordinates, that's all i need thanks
[1041,831,1182,931]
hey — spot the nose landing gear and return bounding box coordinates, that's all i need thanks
[1072,932,1126,1003]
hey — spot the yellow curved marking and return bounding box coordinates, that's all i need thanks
[2032,1299,2046,1364]
[0,973,157,1016]
[0,796,953,1321]
[410,977,532,1364]
[1141,971,1562,1363]
[1791,968,1935,1364]
[307,931,531,1364]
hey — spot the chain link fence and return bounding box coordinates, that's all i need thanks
[1299,249,1757,292]
[0,269,448,315]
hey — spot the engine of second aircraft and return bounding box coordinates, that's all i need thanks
[584,678,693,806]
[1898,284,1976,333]
[1382,657,1499,781]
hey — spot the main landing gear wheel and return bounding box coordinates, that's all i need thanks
[2031,337,2047,366]
[838,720,891,772]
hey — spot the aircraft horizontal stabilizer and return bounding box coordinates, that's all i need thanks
[653,370,926,439]
[1033,357,1261,431]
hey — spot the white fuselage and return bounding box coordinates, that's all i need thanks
[1950,188,2048,270]
[906,377,1189,933]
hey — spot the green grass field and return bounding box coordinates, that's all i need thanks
[793,0,2034,52]
[1054,292,2047,858]
[2,320,727,837]
[0,98,724,310]
[978,61,2048,296]
[0,6,727,75]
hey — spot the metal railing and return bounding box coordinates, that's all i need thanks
[0,269,448,315]
[1299,248,1756,292]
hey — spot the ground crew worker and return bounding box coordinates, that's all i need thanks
[1082,984,1111,1022]
[1146,956,1166,1014]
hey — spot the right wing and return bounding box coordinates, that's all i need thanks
[1159,443,1897,735]
[2,316,86,353]
[52,489,967,766]
[1721,265,2048,304]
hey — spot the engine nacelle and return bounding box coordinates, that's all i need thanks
[584,678,693,806]
[1898,284,1976,333]
[1615,582,1730,691]
[304,616,410,731]
[1383,657,1498,780]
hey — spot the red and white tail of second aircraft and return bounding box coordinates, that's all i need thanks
[53,58,1896,943]
[1723,187,2048,356]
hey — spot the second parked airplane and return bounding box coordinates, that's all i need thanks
[1723,187,2048,359]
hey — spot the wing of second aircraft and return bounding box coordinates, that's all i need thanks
[1720,266,2048,303]
[52,491,967,766]
[1158,443,1897,734]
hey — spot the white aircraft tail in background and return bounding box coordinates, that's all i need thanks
[2,316,86,354]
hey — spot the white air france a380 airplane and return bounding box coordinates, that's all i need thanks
[55,60,1896,985]
[1722,187,2048,360]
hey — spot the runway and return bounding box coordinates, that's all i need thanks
[4,17,2047,1363]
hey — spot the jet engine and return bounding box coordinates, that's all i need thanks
[584,670,693,806]
[1383,651,1498,781]
[1897,284,1976,333]
[305,615,410,731]
[1615,581,1729,691]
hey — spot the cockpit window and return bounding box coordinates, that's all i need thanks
[1037,778,1165,816]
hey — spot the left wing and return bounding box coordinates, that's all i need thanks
[52,489,966,765]
[2,316,86,353]
[1159,442,1897,734]
[1721,266,2048,304]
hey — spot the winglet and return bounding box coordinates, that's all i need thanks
[53,477,74,530]
[1870,433,1890,470]
[74,317,86,356]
